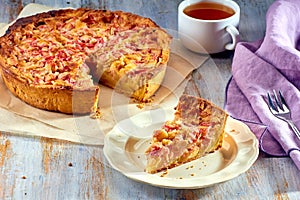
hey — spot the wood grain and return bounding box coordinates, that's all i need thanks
[0,0,300,199]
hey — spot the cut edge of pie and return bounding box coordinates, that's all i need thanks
[0,67,100,114]
[145,94,228,174]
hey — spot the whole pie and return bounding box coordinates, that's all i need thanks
[145,94,228,174]
[0,8,171,115]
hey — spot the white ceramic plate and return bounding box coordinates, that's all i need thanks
[103,109,259,189]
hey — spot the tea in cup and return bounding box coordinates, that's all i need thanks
[178,0,240,54]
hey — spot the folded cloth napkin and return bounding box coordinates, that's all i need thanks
[225,0,300,170]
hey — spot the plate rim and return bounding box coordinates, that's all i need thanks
[103,110,259,189]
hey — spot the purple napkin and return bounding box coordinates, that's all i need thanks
[225,0,300,170]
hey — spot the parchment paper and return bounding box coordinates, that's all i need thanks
[0,3,208,145]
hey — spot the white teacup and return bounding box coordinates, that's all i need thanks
[178,0,240,54]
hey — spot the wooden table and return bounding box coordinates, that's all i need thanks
[0,0,299,199]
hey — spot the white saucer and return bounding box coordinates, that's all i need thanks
[103,110,259,189]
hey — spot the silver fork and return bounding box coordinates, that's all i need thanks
[267,90,300,141]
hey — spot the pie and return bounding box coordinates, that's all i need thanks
[145,94,228,174]
[0,8,171,115]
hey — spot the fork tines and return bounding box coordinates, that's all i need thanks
[267,90,300,141]
[267,90,288,112]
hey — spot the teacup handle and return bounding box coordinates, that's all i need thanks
[225,25,240,50]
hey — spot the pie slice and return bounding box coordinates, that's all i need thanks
[145,94,228,174]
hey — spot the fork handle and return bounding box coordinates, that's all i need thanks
[286,120,300,141]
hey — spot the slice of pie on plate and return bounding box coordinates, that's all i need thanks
[145,94,228,174]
